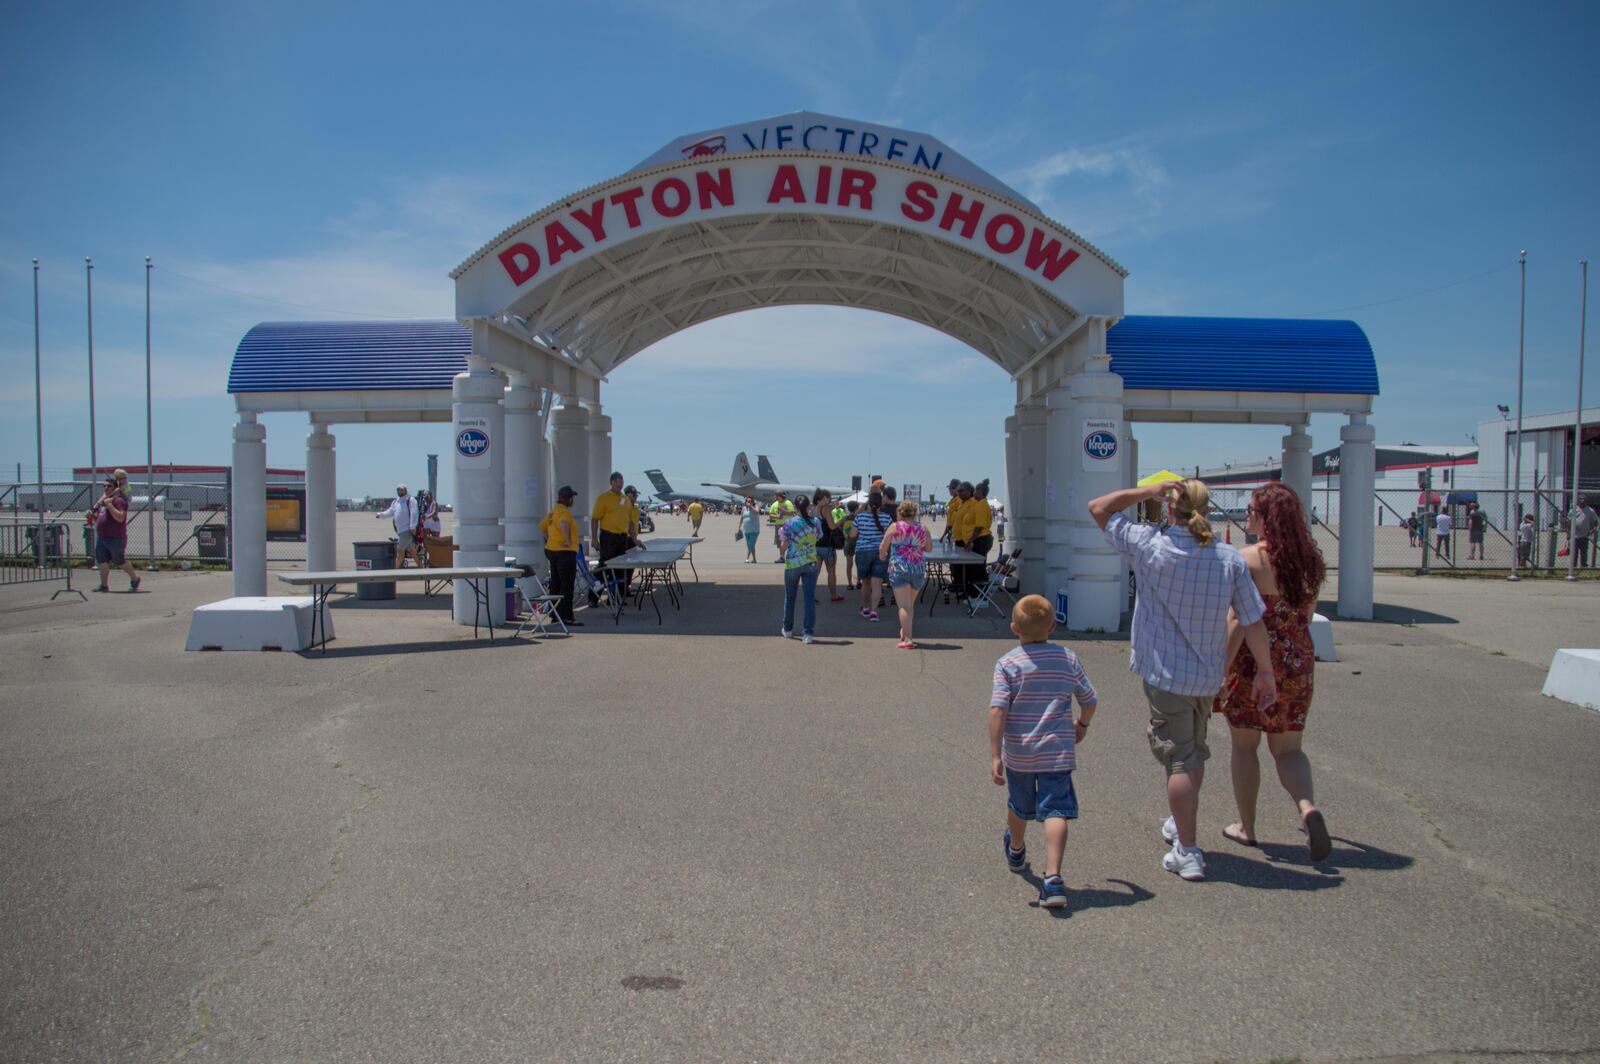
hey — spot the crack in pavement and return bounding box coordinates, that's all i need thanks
[162,703,381,1063]
[1399,789,1595,935]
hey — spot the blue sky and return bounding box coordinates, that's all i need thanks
[2,0,1596,502]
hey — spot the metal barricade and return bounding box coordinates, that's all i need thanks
[0,520,86,599]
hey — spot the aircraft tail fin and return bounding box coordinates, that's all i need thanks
[729,452,758,486]
[756,454,778,482]
[644,469,675,496]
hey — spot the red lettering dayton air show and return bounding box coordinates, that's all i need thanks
[496,163,1080,288]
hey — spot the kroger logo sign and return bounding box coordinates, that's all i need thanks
[1083,430,1118,461]
[456,429,490,458]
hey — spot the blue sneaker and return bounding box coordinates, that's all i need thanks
[1038,876,1067,909]
[1003,829,1026,873]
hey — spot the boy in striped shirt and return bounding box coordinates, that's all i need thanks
[989,594,1098,909]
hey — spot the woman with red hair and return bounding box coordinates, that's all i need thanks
[1217,482,1332,862]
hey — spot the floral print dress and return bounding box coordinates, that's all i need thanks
[1217,594,1315,732]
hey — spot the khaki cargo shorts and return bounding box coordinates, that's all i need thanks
[1142,681,1212,776]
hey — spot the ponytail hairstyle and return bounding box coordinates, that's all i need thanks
[1251,482,1325,611]
[792,494,812,520]
[897,500,918,522]
[867,489,885,530]
[1169,478,1214,546]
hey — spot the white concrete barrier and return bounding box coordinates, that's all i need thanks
[185,596,328,652]
[1310,612,1337,662]
[1542,649,1600,712]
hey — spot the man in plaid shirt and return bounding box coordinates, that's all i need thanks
[1090,479,1277,882]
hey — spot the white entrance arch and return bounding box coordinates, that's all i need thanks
[219,112,1379,636]
[445,115,1135,628]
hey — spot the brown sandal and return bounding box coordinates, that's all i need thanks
[1303,810,1332,862]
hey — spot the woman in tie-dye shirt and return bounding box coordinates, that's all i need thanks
[778,494,823,643]
[880,500,932,649]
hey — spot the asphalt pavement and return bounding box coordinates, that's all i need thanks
[1,514,1597,1063]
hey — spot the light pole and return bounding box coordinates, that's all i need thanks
[1570,260,1588,581]
[33,260,44,568]
[86,257,97,487]
[1510,251,1527,581]
[146,256,156,569]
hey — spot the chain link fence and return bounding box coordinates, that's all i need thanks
[0,480,312,566]
[1201,486,1598,573]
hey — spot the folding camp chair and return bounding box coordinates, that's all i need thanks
[966,549,1021,619]
[511,565,570,638]
[575,545,623,621]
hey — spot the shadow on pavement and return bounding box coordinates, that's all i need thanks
[1368,603,1459,626]
[1258,835,1415,875]
[1199,850,1344,890]
[1020,872,1155,919]
[296,637,536,660]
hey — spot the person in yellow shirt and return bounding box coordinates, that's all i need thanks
[768,492,795,562]
[687,500,704,534]
[540,485,583,625]
[941,477,964,544]
[967,479,996,596]
[623,485,643,543]
[592,471,634,591]
[950,480,981,598]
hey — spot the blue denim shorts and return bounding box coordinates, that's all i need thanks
[816,545,836,561]
[1005,768,1078,821]
[855,551,887,579]
[888,561,925,589]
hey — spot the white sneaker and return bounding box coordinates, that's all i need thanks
[802,633,814,645]
[781,628,793,639]
[1161,815,1178,845]
[1163,842,1206,881]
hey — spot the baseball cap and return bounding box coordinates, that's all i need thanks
[557,485,578,500]
[624,485,638,496]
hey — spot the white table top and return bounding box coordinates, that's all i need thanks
[595,552,684,568]
[924,547,986,564]
[277,566,520,586]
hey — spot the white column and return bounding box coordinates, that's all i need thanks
[1016,398,1048,594]
[452,356,507,625]
[1282,423,1313,516]
[1045,339,1126,632]
[1003,412,1019,528]
[230,412,267,597]
[1124,431,1138,618]
[305,422,336,574]
[532,392,552,536]
[502,375,541,575]
[1337,414,1376,620]
[586,401,613,504]
[550,399,590,524]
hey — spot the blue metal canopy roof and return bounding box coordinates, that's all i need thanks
[228,315,1378,397]
[228,320,471,394]
[1107,315,1378,395]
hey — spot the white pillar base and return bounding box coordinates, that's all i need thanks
[1542,649,1600,711]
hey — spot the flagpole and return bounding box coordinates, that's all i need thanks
[1570,259,1588,581]
[33,260,45,569]
[146,256,156,569]
[1509,251,1527,581]
[86,257,97,487]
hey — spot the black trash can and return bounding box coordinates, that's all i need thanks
[196,524,227,562]
[353,540,397,600]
